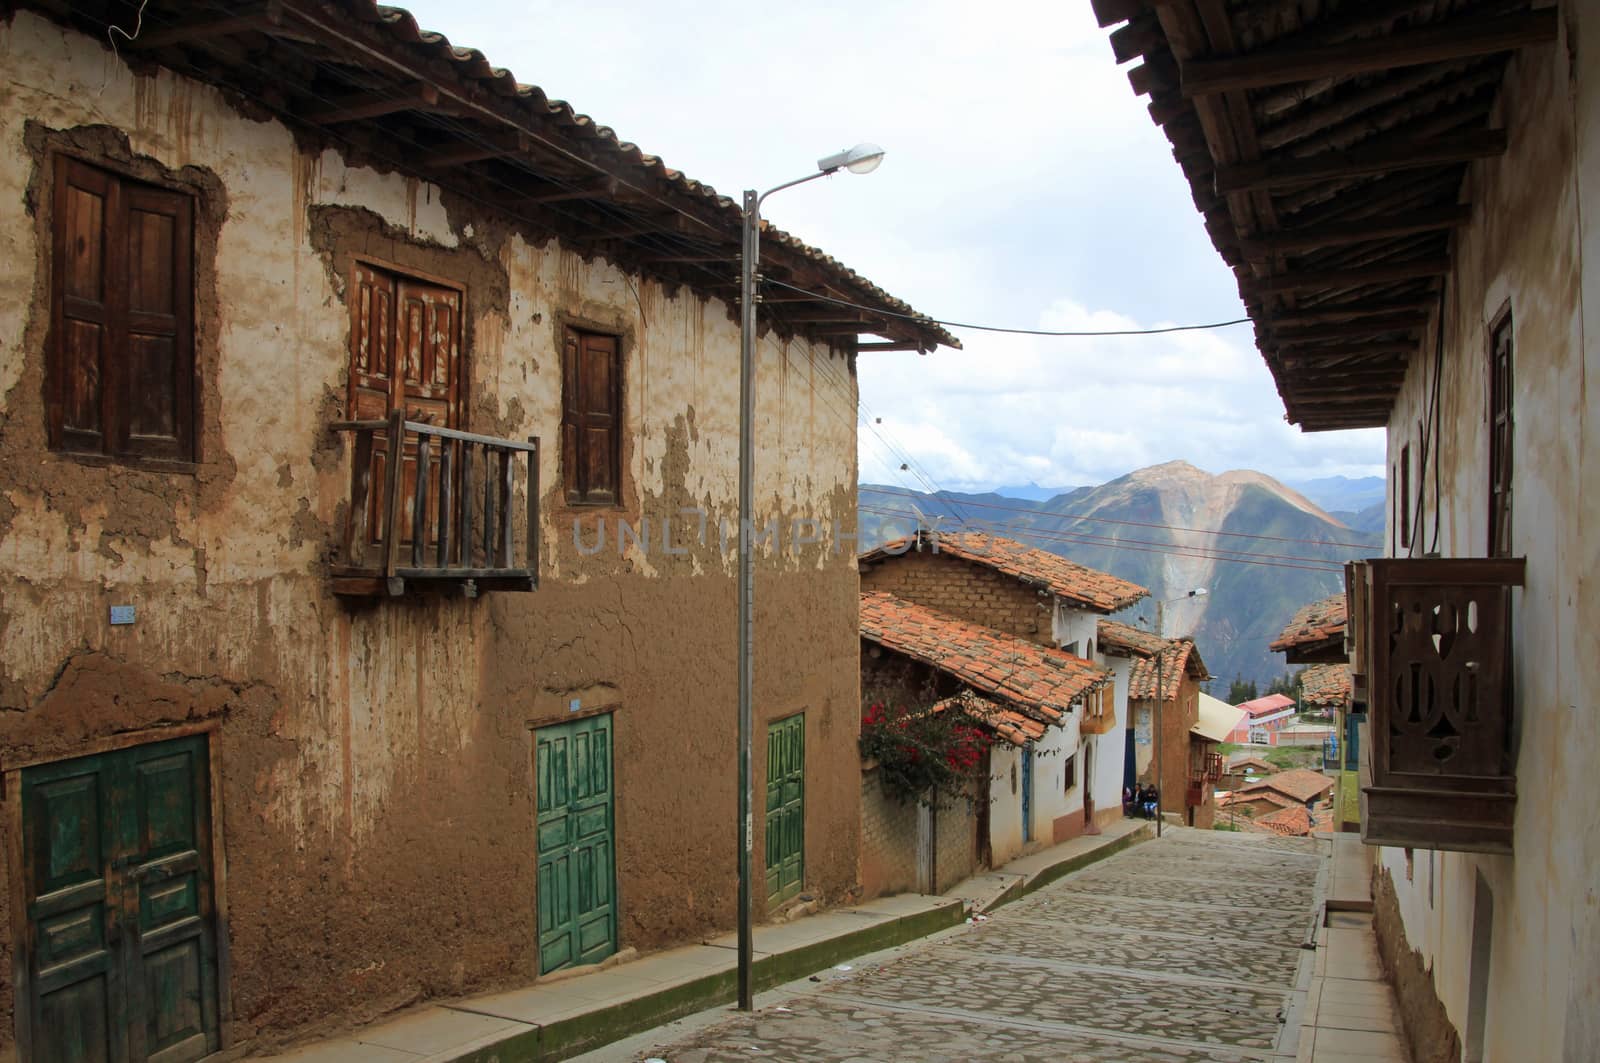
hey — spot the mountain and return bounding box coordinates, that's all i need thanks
[1287,475,1385,514]
[993,483,1080,502]
[860,461,1381,692]
[1329,500,1386,535]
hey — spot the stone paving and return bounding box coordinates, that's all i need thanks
[609,827,1326,1062]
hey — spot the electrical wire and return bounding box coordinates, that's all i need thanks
[763,278,1252,338]
[864,484,1377,550]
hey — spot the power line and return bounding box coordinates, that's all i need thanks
[763,278,1252,338]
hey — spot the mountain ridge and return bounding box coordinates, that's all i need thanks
[859,461,1379,690]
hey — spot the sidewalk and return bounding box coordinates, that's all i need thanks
[263,819,1153,1063]
[1297,833,1411,1062]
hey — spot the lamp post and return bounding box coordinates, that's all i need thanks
[736,143,884,1012]
[1150,588,1207,839]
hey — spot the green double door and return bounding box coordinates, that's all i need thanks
[764,714,804,904]
[535,715,616,975]
[20,735,221,1063]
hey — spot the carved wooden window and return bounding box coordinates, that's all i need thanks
[561,327,621,506]
[1488,313,1513,558]
[49,157,195,462]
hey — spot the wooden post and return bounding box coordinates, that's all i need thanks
[412,430,431,569]
[349,429,374,568]
[459,443,474,569]
[437,440,454,569]
[527,437,540,587]
[381,410,406,587]
[499,449,515,569]
[482,445,497,570]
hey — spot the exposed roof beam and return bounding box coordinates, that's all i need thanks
[1092,0,1157,30]
[1181,10,1559,96]
[1263,298,1437,326]
[1267,314,1430,343]
[1255,257,1451,294]
[1242,205,1471,255]
[1216,131,1505,194]
[126,3,284,50]
[1279,343,1415,364]
[423,132,531,168]
[517,176,620,205]
[302,81,444,124]
[856,341,928,353]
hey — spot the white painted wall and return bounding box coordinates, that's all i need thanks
[1374,9,1600,1059]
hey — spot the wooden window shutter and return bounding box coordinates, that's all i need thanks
[49,157,195,462]
[561,327,620,505]
[1488,314,1514,558]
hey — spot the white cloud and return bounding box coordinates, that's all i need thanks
[397,0,1387,494]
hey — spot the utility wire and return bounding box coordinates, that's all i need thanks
[865,484,1377,551]
[763,279,1252,338]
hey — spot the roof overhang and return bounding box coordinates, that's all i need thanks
[1096,0,1558,430]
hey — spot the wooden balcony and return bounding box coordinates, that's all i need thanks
[1186,751,1223,807]
[331,411,540,598]
[1347,557,1525,854]
[1078,684,1118,735]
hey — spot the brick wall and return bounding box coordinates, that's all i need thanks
[860,550,1054,645]
[934,796,979,892]
[858,768,980,898]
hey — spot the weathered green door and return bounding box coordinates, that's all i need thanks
[535,714,616,975]
[21,734,221,1063]
[764,714,804,904]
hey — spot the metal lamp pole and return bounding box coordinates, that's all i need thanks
[736,143,884,1012]
[1150,588,1206,839]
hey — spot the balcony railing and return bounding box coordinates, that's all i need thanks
[1186,751,1223,807]
[1347,557,1524,854]
[330,411,540,597]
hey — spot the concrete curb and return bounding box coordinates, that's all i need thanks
[978,822,1155,915]
[434,898,966,1063]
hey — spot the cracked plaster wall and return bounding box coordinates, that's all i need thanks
[0,11,863,1054]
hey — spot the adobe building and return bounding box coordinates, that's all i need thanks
[0,3,953,1058]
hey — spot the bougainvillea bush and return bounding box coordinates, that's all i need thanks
[861,699,992,808]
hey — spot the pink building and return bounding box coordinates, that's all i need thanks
[1224,694,1297,746]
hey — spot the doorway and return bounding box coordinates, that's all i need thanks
[765,714,805,904]
[19,734,222,1062]
[535,714,617,975]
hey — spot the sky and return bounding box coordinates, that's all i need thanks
[397,0,1386,494]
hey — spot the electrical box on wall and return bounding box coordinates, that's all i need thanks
[109,605,136,625]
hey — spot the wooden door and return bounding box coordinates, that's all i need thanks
[764,714,804,904]
[1020,745,1034,843]
[21,735,220,1063]
[535,715,616,975]
[348,263,463,552]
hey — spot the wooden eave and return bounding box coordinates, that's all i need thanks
[1096,0,1558,430]
[18,0,957,355]
[1281,636,1349,666]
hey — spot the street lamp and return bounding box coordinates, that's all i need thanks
[735,143,885,1012]
[1149,588,1207,839]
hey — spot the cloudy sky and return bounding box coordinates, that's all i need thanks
[400,0,1386,493]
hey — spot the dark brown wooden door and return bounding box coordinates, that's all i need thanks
[561,329,619,505]
[21,735,220,1063]
[348,263,463,549]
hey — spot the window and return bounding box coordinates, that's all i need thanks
[1488,312,1513,557]
[561,326,621,505]
[50,157,195,461]
[1399,442,1411,551]
[1063,640,1080,657]
[1063,753,1077,792]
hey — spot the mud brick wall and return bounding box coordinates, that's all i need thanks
[860,550,1053,646]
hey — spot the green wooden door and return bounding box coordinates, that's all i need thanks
[21,735,220,1063]
[535,714,616,975]
[764,714,804,904]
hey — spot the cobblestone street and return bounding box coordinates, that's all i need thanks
[602,828,1325,1062]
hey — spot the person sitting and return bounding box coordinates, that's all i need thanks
[1140,785,1160,820]
[1122,785,1136,817]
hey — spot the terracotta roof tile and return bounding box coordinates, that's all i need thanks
[861,592,1110,722]
[1270,595,1347,653]
[1098,620,1211,701]
[1300,664,1352,708]
[861,533,1148,613]
[1238,769,1336,804]
[931,691,1046,749]
[1255,805,1314,837]
[1219,789,1300,812]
